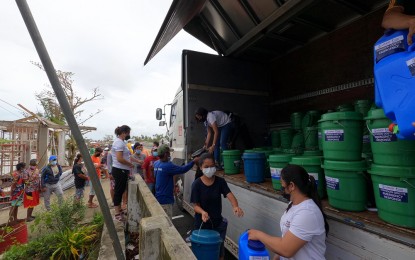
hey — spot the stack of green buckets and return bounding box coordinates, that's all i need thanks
[366,109,415,228]
[320,110,368,211]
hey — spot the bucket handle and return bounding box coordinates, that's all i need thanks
[333,120,346,128]
[401,178,415,189]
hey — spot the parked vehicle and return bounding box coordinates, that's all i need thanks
[153,1,415,258]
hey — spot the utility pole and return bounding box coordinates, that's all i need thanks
[15,1,125,259]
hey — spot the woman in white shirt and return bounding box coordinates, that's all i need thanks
[248,164,329,260]
[111,125,134,222]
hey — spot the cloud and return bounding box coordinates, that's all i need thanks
[0,0,216,140]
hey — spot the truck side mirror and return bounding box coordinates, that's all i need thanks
[156,108,163,120]
[159,121,166,126]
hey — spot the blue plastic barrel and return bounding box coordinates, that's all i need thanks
[238,231,270,260]
[190,229,222,260]
[242,152,266,183]
[374,29,415,140]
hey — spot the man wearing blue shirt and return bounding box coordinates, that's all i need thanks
[154,144,199,218]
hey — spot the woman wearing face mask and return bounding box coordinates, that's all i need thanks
[190,153,244,260]
[131,142,146,179]
[248,165,329,260]
[111,125,134,222]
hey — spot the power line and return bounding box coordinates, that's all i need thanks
[0,98,25,116]
[0,104,21,117]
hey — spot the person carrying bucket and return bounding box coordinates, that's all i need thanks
[248,165,329,260]
[190,153,244,260]
[195,107,253,170]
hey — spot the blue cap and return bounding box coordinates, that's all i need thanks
[49,155,57,161]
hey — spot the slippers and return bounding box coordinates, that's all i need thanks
[87,203,99,208]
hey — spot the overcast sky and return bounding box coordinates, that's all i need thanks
[0,0,215,140]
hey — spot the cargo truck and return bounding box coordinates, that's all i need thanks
[149,0,415,258]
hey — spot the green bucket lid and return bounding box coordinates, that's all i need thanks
[323,160,367,171]
[303,150,323,156]
[290,156,323,166]
[364,108,387,120]
[368,164,415,178]
[273,147,282,152]
[318,111,363,122]
[222,150,241,155]
[244,149,257,153]
[254,150,274,157]
[355,100,371,106]
[269,154,293,163]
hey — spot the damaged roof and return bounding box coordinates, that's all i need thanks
[145,0,388,65]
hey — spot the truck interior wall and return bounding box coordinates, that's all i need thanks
[268,7,387,123]
[183,51,270,155]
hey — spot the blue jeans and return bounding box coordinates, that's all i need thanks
[214,122,233,164]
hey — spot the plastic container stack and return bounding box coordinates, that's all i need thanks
[320,111,368,211]
[366,108,415,228]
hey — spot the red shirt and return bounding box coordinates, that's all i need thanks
[142,156,159,184]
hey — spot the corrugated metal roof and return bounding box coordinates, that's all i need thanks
[145,0,388,65]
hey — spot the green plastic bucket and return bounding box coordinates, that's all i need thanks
[302,110,320,129]
[280,129,294,149]
[319,112,363,161]
[354,100,372,117]
[291,112,304,130]
[323,160,367,211]
[291,132,305,149]
[254,150,274,178]
[303,150,323,156]
[271,130,281,148]
[283,148,303,155]
[290,156,326,199]
[336,104,354,112]
[317,123,323,151]
[304,127,318,150]
[269,154,294,190]
[273,147,283,153]
[369,164,415,228]
[222,150,242,175]
[365,109,415,166]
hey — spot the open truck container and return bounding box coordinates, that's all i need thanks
[149,0,415,259]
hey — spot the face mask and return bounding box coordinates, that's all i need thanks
[136,150,141,154]
[51,161,57,166]
[30,166,36,170]
[125,135,131,140]
[202,167,216,178]
[280,186,291,201]
[152,152,158,157]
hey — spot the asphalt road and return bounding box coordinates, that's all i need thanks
[171,202,237,260]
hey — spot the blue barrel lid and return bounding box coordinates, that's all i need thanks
[190,229,222,245]
[242,152,266,159]
[248,240,266,251]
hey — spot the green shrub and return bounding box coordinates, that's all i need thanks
[50,224,98,260]
[31,198,86,234]
[2,233,55,260]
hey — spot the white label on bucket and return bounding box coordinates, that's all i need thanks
[406,57,415,76]
[372,128,397,142]
[324,130,344,142]
[375,35,405,61]
[309,173,319,187]
[379,184,408,203]
[326,176,340,190]
[249,256,269,260]
[270,167,282,181]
